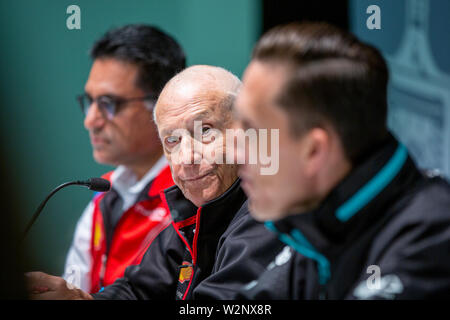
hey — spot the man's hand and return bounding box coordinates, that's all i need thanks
[25,271,93,300]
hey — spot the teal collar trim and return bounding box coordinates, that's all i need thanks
[264,143,410,285]
[335,143,408,222]
[265,221,331,285]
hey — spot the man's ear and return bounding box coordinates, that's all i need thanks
[301,128,330,178]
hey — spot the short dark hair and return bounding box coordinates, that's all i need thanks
[91,24,186,96]
[252,22,389,164]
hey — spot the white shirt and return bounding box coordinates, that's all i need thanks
[111,156,168,212]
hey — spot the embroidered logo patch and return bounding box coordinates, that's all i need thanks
[267,246,292,271]
[93,222,103,250]
[135,204,167,221]
[178,261,193,283]
[353,274,404,300]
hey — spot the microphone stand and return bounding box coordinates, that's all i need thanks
[22,180,108,241]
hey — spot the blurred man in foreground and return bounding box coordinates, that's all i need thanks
[235,22,450,299]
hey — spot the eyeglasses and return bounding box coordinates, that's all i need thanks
[77,93,156,119]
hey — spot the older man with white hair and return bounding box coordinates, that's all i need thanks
[26,65,282,300]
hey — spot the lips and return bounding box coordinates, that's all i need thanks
[90,135,109,146]
[181,171,213,182]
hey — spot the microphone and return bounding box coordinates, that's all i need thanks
[77,177,111,192]
[22,178,111,241]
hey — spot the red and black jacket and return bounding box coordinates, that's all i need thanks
[89,165,174,293]
[93,178,283,300]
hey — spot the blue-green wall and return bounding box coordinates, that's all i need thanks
[0,0,261,274]
[349,0,450,179]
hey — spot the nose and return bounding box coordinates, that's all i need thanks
[177,135,202,166]
[84,102,106,131]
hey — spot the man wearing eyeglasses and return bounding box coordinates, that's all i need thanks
[62,24,186,293]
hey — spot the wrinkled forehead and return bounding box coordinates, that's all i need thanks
[155,89,230,134]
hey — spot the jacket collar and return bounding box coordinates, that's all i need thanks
[162,178,247,273]
[266,134,422,284]
[110,156,168,202]
[163,178,246,230]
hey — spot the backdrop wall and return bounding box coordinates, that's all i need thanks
[349,0,450,180]
[0,0,261,274]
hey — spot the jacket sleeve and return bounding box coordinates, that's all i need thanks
[62,201,94,292]
[92,225,182,300]
[193,210,284,300]
[351,183,450,300]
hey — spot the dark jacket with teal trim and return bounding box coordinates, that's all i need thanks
[92,178,283,300]
[239,135,450,299]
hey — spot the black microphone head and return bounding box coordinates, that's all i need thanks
[87,178,111,192]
